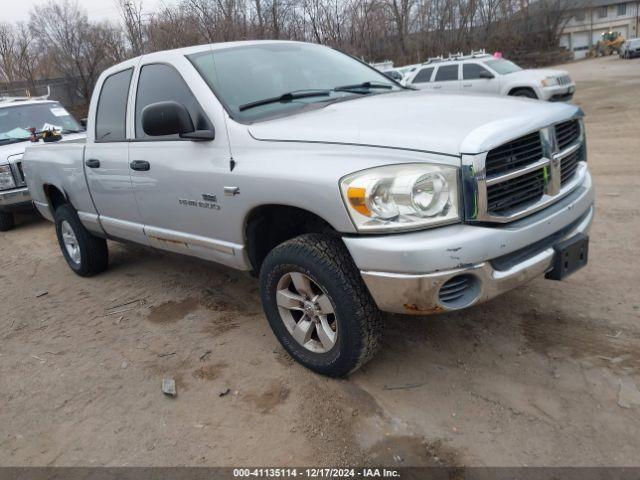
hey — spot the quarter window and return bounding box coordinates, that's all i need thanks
[95,69,132,142]
[463,63,491,80]
[412,67,434,83]
[434,65,459,82]
[135,63,212,140]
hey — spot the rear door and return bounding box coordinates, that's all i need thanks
[84,62,149,244]
[431,64,461,92]
[128,56,237,267]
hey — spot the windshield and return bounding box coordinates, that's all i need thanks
[188,42,400,122]
[483,59,522,75]
[0,102,82,145]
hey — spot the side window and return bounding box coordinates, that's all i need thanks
[135,63,212,140]
[95,69,133,142]
[412,67,434,84]
[463,63,491,80]
[434,65,459,82]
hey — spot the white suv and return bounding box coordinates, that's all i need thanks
[405,54,575,102]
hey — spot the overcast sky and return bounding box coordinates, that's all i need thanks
[2,0,171,25]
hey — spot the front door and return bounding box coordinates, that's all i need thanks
[84,66,148,245]
[128,61,237,267]
[460,63,501,95]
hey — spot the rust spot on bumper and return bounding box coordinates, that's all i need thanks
[403,303,445,315]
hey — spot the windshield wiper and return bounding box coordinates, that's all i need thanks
[334,81,393,93]
[63,129,85,134]
[239,90,331,112]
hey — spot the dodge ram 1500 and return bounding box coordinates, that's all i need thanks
[23,40,594,376]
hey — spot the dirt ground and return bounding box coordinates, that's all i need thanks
[1,55,639,467]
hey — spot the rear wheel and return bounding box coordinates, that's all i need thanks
[0,211,15,231]
[259,233,382,377]
[54,204,108,277]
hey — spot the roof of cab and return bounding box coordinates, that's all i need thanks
[99,40,313,77]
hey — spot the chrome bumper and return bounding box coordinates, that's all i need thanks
[0,186,31,209]
[360,206,593,315]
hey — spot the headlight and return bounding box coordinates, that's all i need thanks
[0,165,16,191]
[340,164,460,232]
[541,77,559,87]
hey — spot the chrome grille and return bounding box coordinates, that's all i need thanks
[464,117,586,223]
[557,75,572,86]
[487,168,545,214]
[555,120,580,151]
[561,146,584,185]
[9,160,27,187]
[485,132,543,177]
[16,162,25,183]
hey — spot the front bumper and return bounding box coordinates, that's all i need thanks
[541,84,575,102]
[0,187,32,211]
[344,172,594,315]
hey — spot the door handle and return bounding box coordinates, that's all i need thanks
[130,160,150,171]
[433,85,442,89]
[463,84,472,88]
[85,158,100,168]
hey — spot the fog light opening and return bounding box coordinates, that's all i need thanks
[438,274,481,309]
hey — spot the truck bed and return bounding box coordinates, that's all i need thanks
[23,140,95,223]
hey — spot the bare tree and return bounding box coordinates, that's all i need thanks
[29,1,120,101]
[118,0,146,56]
[0,23,18,87]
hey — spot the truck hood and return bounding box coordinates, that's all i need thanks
[2,132,86,163]
[248,90,579,156]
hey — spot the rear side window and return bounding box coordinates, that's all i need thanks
[463,63,491,80]
[95,69,133,142]
[135,63,211,140]
[412,67,434,84]
[434,65,459,82]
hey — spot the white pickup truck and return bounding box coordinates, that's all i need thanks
[23,41,594,376]
[0,98,84,230]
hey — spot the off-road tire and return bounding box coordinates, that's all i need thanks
[0,211,15,231]
[54,204,108,277]
[511,88,538,99]
[259,233,383,377]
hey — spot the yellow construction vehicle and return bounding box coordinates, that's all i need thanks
[596,31,625,56]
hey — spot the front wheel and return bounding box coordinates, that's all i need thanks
[0,211,15,231]
[511,88,538,99]
[54,204,109,277]
[259,233,383,377]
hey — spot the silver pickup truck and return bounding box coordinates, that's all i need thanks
[23,40,594,376]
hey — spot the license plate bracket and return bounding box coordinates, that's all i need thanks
[546,233,589,281]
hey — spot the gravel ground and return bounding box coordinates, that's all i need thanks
[1,55,639,467]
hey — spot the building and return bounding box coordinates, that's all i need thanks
[560,0,640,59]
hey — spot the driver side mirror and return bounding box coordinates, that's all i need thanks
[479,70,494,79]
[141,101,214,141]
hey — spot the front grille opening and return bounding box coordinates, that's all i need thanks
[560,145,584,185]
[438,274,481,309]
[487,168,546,214]
[555,120,580,151]
[16,162,25,183]
[485,132,544,177]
